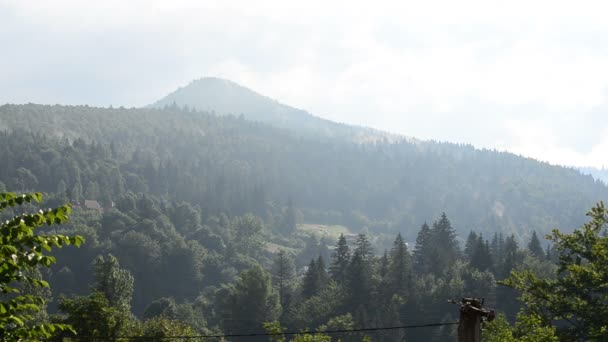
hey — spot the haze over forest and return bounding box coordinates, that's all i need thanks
[1,1,608,341]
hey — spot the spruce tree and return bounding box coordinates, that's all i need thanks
[272,250,295,308]
[301,259,318,299]
[528,231,545,259]
[379,250,390,279]
[316,255,329,290]
[470,235,493,271]
[413,222,432,274]
[429,213,460,274]
[464,230,479,261]
[346,250,373,312]
[388,233,412,297]
[354,233,374,261]
[330,233,351,284]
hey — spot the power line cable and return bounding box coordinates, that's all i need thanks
[72,321,460,340]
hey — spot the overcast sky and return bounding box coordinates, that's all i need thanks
[1,0,608,168]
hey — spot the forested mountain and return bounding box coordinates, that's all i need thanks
[150,77,398,143]
[1,97,607,340]
[0,103,606,244]
[580,166,608,184]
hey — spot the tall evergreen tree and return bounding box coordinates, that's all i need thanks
[354,234,374,262]
[346,249,373,313]
[464,230,479,260]
[316,255,329,290]
[470,235,493,271]
[272,250,295,309]
[413,222,432,274]
[330,234,351,284]
[379,250,390,279]
[528,231,545,259]
[388,233,412,297]
[302,259,320,299]
[429,213,460,274]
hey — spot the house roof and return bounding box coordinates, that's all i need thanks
[84,199,102,210]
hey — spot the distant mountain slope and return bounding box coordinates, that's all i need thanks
[1,103,607,244]
[579,167,608,184]
[150,77,400,143]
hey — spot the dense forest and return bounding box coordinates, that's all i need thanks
[1,103,605,244]
[0,96,607,340]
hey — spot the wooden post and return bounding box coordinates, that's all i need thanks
[454,298,495,342]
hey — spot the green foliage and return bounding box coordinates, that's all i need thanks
[220,265,281,339]
[329,234,350,285]
[0,192,83,341]
[56,292,133,340]
[93,254,134,312]
[140,315,197,339]
[482,312,558,342]
[502,202,608,340]
[527,231,545,260]
[264,321,332,342]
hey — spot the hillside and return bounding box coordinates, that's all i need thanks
[150,77,399,143]
[580,166,608,184]
[1,103,606,244]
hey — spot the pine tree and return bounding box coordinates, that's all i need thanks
[346,250,373,312]
[388,233,412,297]
[379,250,390,279]
[346,234,375,315]
[413,222,432,274]
[528,231,545,259]
[429,213,460,274]
[316,255,329,290]
[272,250,295,309]
[354,234,374,261]
[298,256,330,303]
[464,230,479,261]
[330,234,351,284]
[499,235,519,279]
[470,235,493,271]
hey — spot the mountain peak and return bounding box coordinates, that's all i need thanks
[151,77,400,142]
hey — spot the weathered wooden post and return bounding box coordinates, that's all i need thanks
[451,297,495,342]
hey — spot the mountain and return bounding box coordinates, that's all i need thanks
[150,77,400,143]
[1,102,606,245]
[579,167,608,184]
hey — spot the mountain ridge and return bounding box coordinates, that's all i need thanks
[150,77,404,143]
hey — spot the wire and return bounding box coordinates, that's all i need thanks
[72,321,460,340]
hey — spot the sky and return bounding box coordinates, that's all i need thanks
[1,0,608,168]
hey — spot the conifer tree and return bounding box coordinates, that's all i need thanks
[272,250,295,309]
[330,234,351,284]
[379,250,390,279]
[429,213,460,274]
[316,255,329,290]
[528,231,545,259]
[346,249,373,312]
[413,222,432,274]
[464,230,479,260]
[470,235,493,271]
[301,258,318,299]
[388,233,412,297]
[354,233,374,261]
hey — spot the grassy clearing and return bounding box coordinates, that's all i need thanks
[297,223,353,241]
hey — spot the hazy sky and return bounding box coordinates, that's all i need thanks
[2,1,608,168]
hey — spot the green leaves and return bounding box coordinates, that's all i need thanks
[501,202,608,340]
[0,192,84,341]
[0,192,42,211]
